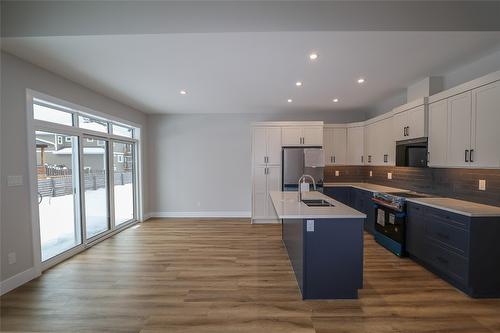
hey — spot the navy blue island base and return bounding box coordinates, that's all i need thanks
[281,217,364,300]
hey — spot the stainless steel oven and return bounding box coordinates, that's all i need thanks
[372,191,431,257]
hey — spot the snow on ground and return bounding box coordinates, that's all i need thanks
[39,184,133,260]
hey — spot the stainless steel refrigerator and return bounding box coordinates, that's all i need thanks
[282,147,324,192]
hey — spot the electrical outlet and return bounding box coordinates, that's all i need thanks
[8,252,16,265]
[369,171,373,177]
[335,170,340,177]
[479,179,486,191]
[387,172,392,180]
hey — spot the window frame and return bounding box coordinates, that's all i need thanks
[26,89,143,275]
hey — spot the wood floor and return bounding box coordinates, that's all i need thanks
[1,218,500,333]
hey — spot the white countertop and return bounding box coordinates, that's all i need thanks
[323,182,410,194]
[270,191,366,220]
[406,197,500,218]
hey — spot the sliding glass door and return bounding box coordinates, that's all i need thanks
[36,131,82,261]
[82,137,110,239]
[113,141,135,226]
[31,95,139,268]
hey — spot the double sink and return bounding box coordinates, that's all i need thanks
[302,199,334,207]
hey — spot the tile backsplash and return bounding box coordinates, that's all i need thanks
[324,166,500,207]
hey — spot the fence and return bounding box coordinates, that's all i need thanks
[37,171,133,197]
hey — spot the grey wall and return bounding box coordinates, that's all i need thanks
[366,47,500,118]
[0,52,148,283]
[147,110,365,215]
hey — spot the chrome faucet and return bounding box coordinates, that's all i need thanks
[298,174,316,202]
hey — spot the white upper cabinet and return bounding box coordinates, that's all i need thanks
[470,81,500,168]
[281,127,302,146]
[379,117,395,165]
[428,99,448,167]
[282,126,323,146]
[253,127,282,166]
[447,91,472,168]
[323,127,347,165]
[347,126,364,165]
[393,105,427,141]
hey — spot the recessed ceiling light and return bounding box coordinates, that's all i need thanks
[180,90,187,95]
[296,81,303,87]
[357,78,365,84]
[309,53,318,60]
[333,98,339,103]
[287,99,293,103]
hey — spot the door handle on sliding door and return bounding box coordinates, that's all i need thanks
[465,149,469,163]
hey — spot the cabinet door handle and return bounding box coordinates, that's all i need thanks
[427,151,430,164]
[403,126,407,137]
[470,149,474,163]
[361,156,364,163]
[465,149,469,163]
[333,156,336,163]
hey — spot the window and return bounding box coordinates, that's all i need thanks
[112,124,133,138]
[34,104,73,126]
[30,93,140,269]
[78,116,108,133]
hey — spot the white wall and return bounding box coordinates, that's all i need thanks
[367,47,500,118]
[0,52,148,287]
[147,110,365,216]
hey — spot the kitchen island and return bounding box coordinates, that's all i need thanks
[270,191,366,300]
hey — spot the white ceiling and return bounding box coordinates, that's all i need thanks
[3,31,500,114]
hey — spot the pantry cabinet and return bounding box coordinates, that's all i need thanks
[253,127,282,166]
[252,165,281,221]
[282,126,323,146]
[323,127,347,165]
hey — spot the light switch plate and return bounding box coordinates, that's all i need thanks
[8,252,16,265]
[306,220,315,232]
[369,171,373,177]
[335,170,340,177]
[7,175,23,187]
[479,179,486,191]
[387,172,392,180]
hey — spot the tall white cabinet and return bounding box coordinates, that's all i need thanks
[252,127,282,223]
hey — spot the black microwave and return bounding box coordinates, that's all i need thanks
[396,138,428,167]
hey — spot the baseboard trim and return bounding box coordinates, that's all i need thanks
[148,211,251,218]
[0,267,40,296]
[142,212,154,221]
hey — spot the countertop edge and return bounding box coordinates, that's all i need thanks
[406,198,500,218]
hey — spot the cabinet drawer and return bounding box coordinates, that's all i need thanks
[425,207,470,230]
[426,219,469,256]
[427,242,469,286]
[408,203,425,216]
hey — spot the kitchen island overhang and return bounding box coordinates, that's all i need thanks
[271,191,366,300]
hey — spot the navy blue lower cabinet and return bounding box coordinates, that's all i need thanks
[406,202,500,298]
[282,217,364,300]
[324,187,352,206]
